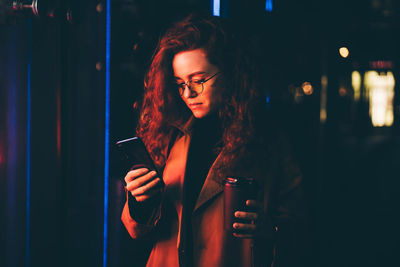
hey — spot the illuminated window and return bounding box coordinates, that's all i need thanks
[364,71,395,127]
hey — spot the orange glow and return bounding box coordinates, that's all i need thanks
[302,82,313,95]
[339,87,347,97]
[96,3,103,12]
[320,75,328,123]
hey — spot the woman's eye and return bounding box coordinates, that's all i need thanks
[176,82,185,88]
[193,79,205,85]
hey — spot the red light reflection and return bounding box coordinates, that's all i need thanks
[369,61,393,69]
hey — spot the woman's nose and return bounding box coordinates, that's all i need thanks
[182,85,196,99]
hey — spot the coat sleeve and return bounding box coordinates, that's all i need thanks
[121,188,163,239]
[121,131,180,240]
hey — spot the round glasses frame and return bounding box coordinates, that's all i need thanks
[177,72,220,96]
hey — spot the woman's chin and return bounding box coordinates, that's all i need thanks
[191,109,208,119]
[192,112,206,119]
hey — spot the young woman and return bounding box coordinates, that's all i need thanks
[121,14,306,267]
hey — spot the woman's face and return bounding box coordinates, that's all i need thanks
[172,48,222,119]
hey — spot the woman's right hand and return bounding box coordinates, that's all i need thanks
[124,168,163,202]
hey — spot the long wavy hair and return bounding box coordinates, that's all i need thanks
[137,14,264,171]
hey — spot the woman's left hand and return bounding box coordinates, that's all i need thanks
[233,199,264,238]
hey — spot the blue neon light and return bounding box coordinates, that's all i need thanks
[103,0,111,266]
[265,0,273,12]
[26,18,32,267]
[6,25,18,267]
[213,0,220,17]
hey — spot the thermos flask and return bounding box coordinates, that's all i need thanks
[223,177,257,231]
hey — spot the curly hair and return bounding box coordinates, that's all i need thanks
[136,14,264,171]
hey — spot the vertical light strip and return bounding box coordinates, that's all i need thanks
[103,0,111,266]
[213,0,220,16]
[6,25,18,267]
[26,18,32,267]
[265,0,273,12]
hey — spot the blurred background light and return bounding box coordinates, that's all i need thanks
[265,0,273,12]
[320,75,328,123]
[339,86,347,97]
[213,0,220,16]
[364,71,395,127]
[339,47,349,58]
[351,71,361,101]
[370,60,393,69]
[302,82,314,95]
[294,86,303,103]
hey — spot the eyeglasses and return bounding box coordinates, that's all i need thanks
[177,72,220,96]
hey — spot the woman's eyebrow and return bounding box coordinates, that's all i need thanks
[188,71,207,78]
[174,71,207,81]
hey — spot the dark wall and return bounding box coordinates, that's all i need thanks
[0,20,29,267]
[1,0,108,266]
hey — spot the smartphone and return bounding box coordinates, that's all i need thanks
[116,137,163,184]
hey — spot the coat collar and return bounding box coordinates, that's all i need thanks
[193,151,225,212]
[168,116,195,136]
[169,115,266,214]
[169,115,226,213]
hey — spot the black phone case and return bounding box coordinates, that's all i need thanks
[116,137,163,183]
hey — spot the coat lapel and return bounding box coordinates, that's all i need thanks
[193,151,225,213]
[193,141,269,213]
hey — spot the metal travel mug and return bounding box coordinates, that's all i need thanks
[223,177,257,231]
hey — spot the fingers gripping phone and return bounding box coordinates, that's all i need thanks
[116,137,164,185]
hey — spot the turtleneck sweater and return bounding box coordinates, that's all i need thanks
[180,114,222,267]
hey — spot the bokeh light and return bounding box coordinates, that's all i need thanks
[339,47,349,58]
[302,82,313,95]
[351,71,361,101]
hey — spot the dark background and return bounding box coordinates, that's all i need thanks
[1,0,399,266]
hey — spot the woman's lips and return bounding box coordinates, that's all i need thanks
[189,103,202,109]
